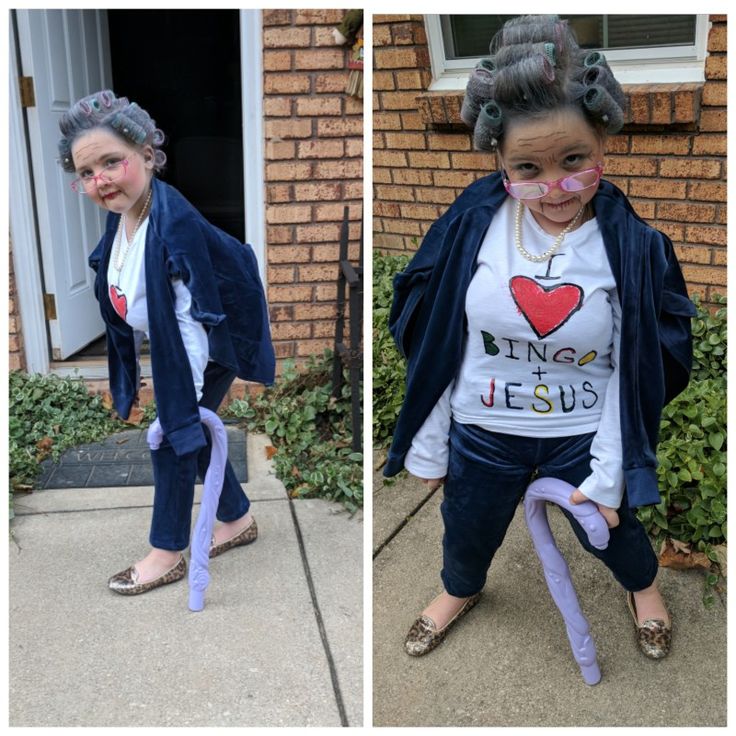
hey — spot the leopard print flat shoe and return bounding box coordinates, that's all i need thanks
[626,591,672,659]
[108,554,187,595]
[209,517,258,558]
[404,592,482,657]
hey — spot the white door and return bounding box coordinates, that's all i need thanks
[16,9,112,359]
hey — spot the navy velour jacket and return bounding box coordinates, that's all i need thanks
[384,172,696,508]
[89,176,275,456]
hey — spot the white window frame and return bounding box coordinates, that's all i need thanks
[425,14,709,89]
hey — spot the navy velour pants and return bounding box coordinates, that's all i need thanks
[148,362,250,551]
[440,420,659,598]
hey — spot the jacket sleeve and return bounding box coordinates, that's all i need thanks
[657,233,696,404]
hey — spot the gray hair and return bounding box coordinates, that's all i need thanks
[461,15,626,151]
[58,90,167,172]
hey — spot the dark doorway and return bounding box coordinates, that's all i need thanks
[67,10,244,361]
[108,9,244,241]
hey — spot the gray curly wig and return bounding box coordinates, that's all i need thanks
[462,15,627,151]
[58,89,167,173]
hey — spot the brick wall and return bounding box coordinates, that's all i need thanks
[9,242,26,372]
[263,9,363,367]
[373,15,727,304]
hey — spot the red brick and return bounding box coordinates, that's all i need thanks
[433,171,483,188]
[265,140,295,160]
[317,118,363,137]
[294,49,344,70]
[395,70,427,90]
[628,89,650,124]
[315,284,338,301]
[385,132,427,150]
[314,27,339,47]
[345,96,363,116]
[657,202,716,223]
[415,187,458,205]
[605,136,630,155]
[299,264,339,282]
[345,139,363,158]
[264,51,292,71]
[10,353,25,371]
[712,249,727,266]
[264,98,292,117]
[659,159,722,179]
[295,97,342,116]
[265,162,313,181]
[294,303,337,320]
[393,169,433,186]
[296,338,334,357]
[681,264,726,286]
[295,223,341,243]
[649,92,673,124]
[605,156,658,177]
[268,246,311,263]
[373,71,396,91]
[262,10,291,26]
[400,111,426,130]
[267,226,294,245]
[373,25,392,47]
[373,131,385,150]
[266,204,311,224]
[692,135,727,156]
[400,203,441,220]
[702,81,726,107]
[407,151,450,169]
[685,225,727,246]
[375,48,422,69]
[263,28,311,48]
[374,202,401,218]
[265,119,313,139]
[374,168,392,184]
[268,285,313,303]
[271,322,311,340]
[375,184,415,202]
[344,181,363,199]
[381,91,422,110]
[632,200,656,219]
[373,233,407,251]
[297,140,344,159]
[373,150,407,168]
[314,202,360,222]
[655,223,684,242]
[450,152,495,171]
[675,245,713,265]
[383,218,422,235]
[628,178,687,199]
[264,74,311,95]
[273,341,296,360]
[267,184,292,203]
[374,112,402,130]
[312,321,338,339]
[294,182,342,201]
[630,135,690,155]
[427,133,472,151]
[699,109,726,132]
[705,54,727,80]
[673,89,700,123]
[314,72,350,93]
[313,159,362,180]
[295,9,343,25]
[269,265,297,284]
[708,24,726,53]
[688,182,726,202]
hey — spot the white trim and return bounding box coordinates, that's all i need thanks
[240,9,267,285]
[9,11,50,375]
[426,14,709,89]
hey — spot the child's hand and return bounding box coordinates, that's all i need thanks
[569,488,620,528]
[415,476,445,491]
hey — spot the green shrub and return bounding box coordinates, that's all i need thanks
[227,352,362,513]
[373,251,410,448]
[689,293,726,382]
[9,371,125,493]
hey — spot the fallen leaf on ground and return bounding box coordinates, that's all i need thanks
[101,391,114,410]
[124,406,145,425]
[36,437,54,452]
[658,538,711,571]
[265,445,277,459]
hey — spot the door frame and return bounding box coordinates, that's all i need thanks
[10,8,266,376]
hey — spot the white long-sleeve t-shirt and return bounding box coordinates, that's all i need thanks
[405,197,624,509]
[106,217,209,401]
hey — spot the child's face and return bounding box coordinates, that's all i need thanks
[71,128,154,219]
[498,108,604,227]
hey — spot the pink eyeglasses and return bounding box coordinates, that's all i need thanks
[503,163,603,200]
[71,158,130,194]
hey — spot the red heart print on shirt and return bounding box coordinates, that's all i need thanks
[109,284,128,321]
[509,276,584,339]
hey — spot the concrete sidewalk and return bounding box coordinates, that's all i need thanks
[373,455,727,728]
[8,434,363,727]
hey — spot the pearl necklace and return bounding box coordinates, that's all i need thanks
[514,200,586,263]
[112,188,153,272]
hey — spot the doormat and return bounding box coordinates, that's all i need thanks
[36,422,248,489]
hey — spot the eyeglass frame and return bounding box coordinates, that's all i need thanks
[501,162,604,201]
[70,157,132,194]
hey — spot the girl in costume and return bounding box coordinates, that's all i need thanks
[384,16,694,659]
[58,90,275,595]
